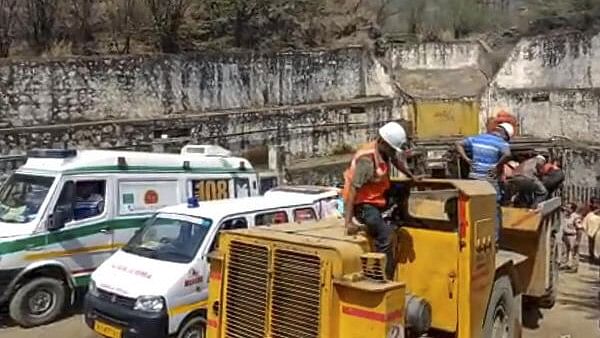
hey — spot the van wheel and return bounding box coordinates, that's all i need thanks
[538,232,559,308]
[9,277,66,327]
[177,317,206,338]
[483,276,515,338]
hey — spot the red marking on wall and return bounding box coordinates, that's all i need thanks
[342,306,403,322]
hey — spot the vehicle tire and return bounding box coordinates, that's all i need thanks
[177,316,206,338]
[538,232,559,309]
[9,277,67,328]
[482,276,515,338]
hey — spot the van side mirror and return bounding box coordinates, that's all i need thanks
[48,209,66,231]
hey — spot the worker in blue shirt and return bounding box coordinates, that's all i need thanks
[455,122,514,242]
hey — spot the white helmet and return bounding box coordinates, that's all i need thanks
[497,122,515,139]
[378,122,407,152]
[535,154,547,164]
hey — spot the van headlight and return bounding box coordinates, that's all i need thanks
[134,296,165,312]
[88,280,99,297]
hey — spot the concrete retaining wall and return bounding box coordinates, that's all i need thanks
[0,48,365,127]
[483,32,600,143]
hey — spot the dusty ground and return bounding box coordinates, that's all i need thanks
[523,260,599,338]
[1,263,598,338]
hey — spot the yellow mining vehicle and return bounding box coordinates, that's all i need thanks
[205,179,561,338]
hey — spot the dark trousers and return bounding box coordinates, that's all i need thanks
[588,234,598,265]
[506,175,548,208]
[355,204,395,279]
[542,170,565,196]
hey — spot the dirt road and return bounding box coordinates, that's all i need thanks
[523,259,599,338]
[1,263,598,338]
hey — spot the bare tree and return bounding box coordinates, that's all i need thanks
[106,0,143,53]
[70,0,95,47]
[24,0,58,54]
[144,0,191,53]
[0,0,18,57]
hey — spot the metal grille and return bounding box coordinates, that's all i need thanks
[225,241,270,338]
[97,289,136,308]
[360,255,386,281]
[271,249,321,338]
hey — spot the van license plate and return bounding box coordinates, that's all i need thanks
[94,320,122,338]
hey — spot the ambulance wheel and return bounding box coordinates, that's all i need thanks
[483,276,515,338]
[538,232,559,308]
[9,277,66,328]
[177,317,206,338]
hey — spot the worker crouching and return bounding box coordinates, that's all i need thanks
[343,121,418,280]
[505,155,548,209]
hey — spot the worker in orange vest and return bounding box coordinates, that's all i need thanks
[343,121,418,279]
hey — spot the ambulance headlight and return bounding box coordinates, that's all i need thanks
[88,280,99,297]
[134,296,165,312]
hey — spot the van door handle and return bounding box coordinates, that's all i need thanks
[25,244,44,252]
[99,228,113,234]
[448,271,457,299]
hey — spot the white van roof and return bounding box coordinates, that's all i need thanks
[19,148,253,175]
[159,195,320,221]
[264,185,340,200]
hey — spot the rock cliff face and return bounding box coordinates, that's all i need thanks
[2,35,600,195]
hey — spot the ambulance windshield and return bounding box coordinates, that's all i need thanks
[123,213,213,263]
[0,173,55,224]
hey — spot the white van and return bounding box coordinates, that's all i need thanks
[84,193,337,338]
[0,146,275,327]
[264,185,341,218]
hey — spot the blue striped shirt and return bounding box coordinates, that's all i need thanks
[464,133,509,180]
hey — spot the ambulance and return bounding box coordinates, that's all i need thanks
[0,145,275,327]
[84,191,340,338]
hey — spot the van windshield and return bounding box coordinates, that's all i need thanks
[0,174,55,224]
[123,213,212,263]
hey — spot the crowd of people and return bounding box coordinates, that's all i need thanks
[561,198,600,273]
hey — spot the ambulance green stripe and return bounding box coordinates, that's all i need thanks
[74,275,92,287]
[0,217,147,255]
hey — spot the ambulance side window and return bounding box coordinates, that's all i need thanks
[255,210,288,226]
[72,180,106,221]
[209,217,248,252]
[293,208,316,223]
[54,180,106,225]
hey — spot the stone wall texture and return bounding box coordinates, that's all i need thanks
[0,48,365,127]
[387,41,484,70]
[483,32,600,143]
[2,37,600,194]
[0,96,407,161]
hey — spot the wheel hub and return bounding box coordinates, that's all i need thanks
[28,289,54,316]
[182,327,204,338]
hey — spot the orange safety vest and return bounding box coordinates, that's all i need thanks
[342,142,390,208]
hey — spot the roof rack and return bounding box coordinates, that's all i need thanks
[181,145,232,157]
[27,149,77,159]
